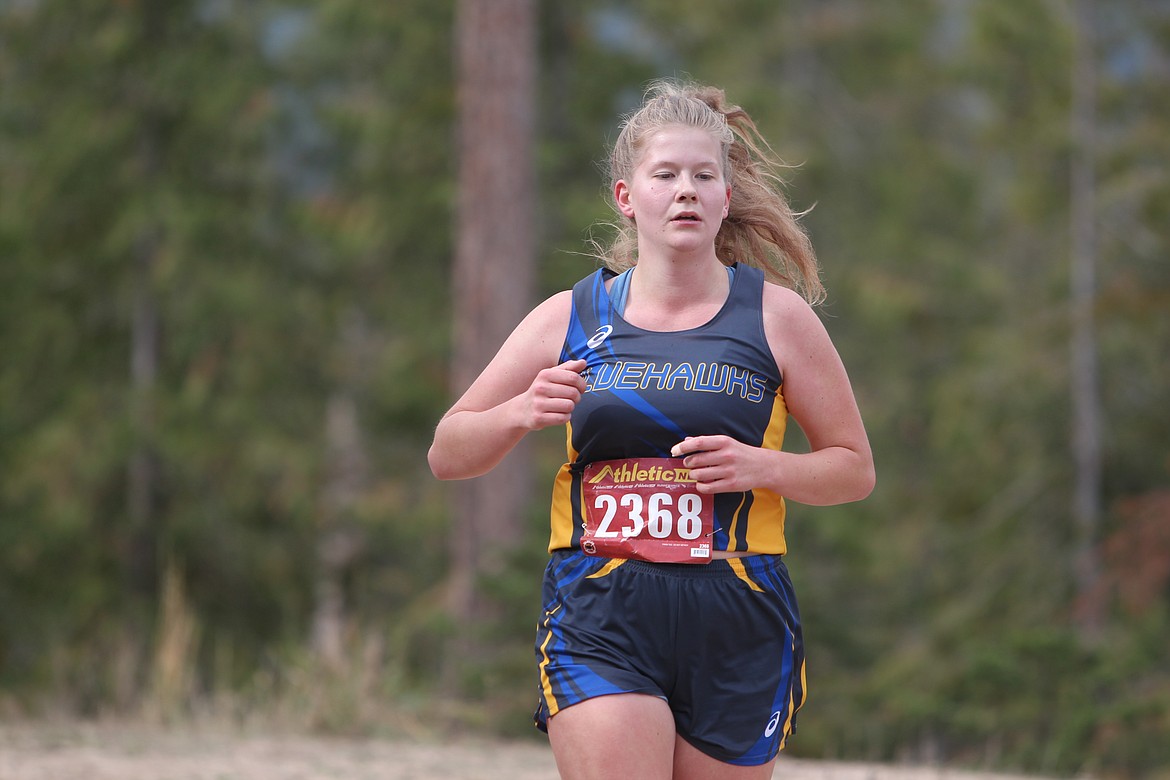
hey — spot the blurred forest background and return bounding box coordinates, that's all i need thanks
[2,1,1169,778]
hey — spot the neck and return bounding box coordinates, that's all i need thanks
[633,254,727,303]
[621,256,730,330]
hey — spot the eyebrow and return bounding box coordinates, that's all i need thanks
[644,158,721,169]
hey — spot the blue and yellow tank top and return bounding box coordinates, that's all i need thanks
[548,262,791,555]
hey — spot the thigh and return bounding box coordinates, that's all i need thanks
[673,736,777,780]
[547,693,675,780]
[534,554,673,731]
[673,556,805,764]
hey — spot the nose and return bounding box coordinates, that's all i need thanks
[676,174,697,200]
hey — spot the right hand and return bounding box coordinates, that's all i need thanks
[521,358,587,431]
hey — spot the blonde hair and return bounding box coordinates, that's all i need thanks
[598,80,824,304]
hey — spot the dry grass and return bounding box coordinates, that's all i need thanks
[0,721,1074,780]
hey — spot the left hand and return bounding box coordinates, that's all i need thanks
[671,435,768,494]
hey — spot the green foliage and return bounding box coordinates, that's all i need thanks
[0,0,455,701]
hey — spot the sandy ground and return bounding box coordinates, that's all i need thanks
[0,722,1071,780]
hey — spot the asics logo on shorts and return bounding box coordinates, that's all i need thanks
[587,325,613,349]
[764,710,783,738]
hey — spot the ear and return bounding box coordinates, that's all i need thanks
[615,179,636,219]
[723,185,731,218]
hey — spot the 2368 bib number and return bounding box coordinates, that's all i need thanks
[591,491,705,540]
[581,458,713,563]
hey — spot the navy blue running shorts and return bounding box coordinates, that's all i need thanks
[533,550,806,766]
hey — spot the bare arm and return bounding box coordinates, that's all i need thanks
[428,291,585,480]
[672,284,875,506]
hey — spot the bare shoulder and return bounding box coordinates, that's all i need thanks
[761,280,813,311]
[760,281,836,375]
[488,288,574,374]
[513,289,573,348]
[529,288,574,320]
[761,281,825,334]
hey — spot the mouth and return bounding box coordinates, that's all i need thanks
[671,213,701,223]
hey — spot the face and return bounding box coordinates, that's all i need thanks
[614,125,731,257]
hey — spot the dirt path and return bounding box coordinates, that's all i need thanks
[0,723,1063,780]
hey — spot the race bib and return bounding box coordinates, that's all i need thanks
[580,458,714,564]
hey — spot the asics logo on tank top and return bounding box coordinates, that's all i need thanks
[587,325,613,349]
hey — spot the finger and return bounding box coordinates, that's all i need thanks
[558,358,588,373]
[542,371,585,396]
[539,384,582,404]
[670,436,702,458]
[550,361,588,390]
[688,464,733,490]
[537,400,576,418]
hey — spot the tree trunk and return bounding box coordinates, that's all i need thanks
[312,310,371,670]
[1069,0,1104,642]
[128,0,166,595]
[129,232,159,537]
[447,0,537,688]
